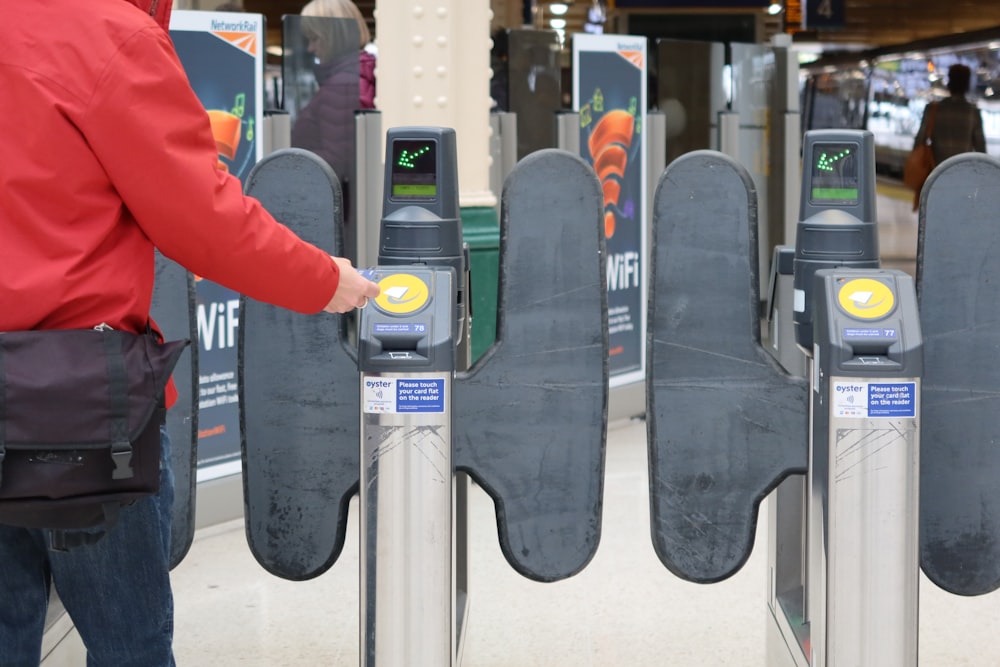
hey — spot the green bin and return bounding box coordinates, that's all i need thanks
[461,206,499,364]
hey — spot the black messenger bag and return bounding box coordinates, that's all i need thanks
[0,327,188,548]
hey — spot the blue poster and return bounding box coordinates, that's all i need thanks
[170,11,264,477]
[573,34,647,388]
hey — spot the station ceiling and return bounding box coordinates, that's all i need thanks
[242,0,1000,52]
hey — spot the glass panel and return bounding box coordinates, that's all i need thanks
[506,29,563,159]
[655,39,726,162]
[282,15,362,183]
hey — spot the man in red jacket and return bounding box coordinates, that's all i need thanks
[0,1,380,664]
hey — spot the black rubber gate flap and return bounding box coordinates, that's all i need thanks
[647,150,808,583]
[917,154,1000,596]
[150,255,198,570]
[240,149,359,580]
[454,149,609,583]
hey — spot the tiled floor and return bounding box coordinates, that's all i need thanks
[876,177,920,275]
[169,417,1000,666]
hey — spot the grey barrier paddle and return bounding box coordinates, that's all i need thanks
[647,150,808,583]
[150,254,198,569]
[453,149,609,582]
[240,149,360,580]
[917,153,1000,596]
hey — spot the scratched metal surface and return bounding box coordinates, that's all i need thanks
[916,153,1000,596]
[151,255,198,569]
[454,149,609,583]
[239,150,359,580]
[646,150,808,583]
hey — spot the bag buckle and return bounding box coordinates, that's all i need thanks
[110,441,134,480]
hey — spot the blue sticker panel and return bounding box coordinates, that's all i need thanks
[867,382,916,418]
[843,327,898,339]
[396,378,445,413]
[373,322,427,334]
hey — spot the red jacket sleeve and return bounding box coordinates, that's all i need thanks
[81,27,339,314]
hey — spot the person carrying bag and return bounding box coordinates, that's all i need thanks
[1,0,379,663]
[905,64,988,212]
[904,102,937,212]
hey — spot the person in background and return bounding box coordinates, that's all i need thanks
[291,0,376,223]
[490,28,510,112]
[0,1,379,665]
[913,63,987,166]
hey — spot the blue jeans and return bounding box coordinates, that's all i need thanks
[0,427,176,667]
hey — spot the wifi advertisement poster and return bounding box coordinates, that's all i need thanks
[573,34,648,387]
[170,10,264,478]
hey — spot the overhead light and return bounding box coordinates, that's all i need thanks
[767,1,783,15]
[550,18,567,29]
[549,3,569,15]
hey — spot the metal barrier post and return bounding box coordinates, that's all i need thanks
[555,110,580,154]
[717,110,740,157]
[355,110,384,268]
[358,127,468,666]
[488,111,518,202]
[358,267,457,666]
[808,269,921,666]
[766,129,919,666]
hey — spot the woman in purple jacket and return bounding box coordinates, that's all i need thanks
[292,0,376,222]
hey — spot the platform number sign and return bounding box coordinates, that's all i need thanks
[805,0,845,29]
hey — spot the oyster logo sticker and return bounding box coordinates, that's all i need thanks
[837,278,894,319]
[374,274,430,314]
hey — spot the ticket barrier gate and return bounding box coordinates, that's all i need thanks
[646,130,927,666]
[239,131,608,665]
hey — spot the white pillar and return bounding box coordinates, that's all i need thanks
[374,0,496,208]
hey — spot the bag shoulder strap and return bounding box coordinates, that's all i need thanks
[926,102,938,141]
[104,332,134,481]
[48,503,121,552]
[0,341,5,487]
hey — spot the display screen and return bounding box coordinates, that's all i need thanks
[810,142,859,203]
[390,139,438,199]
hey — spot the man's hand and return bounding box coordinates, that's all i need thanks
[323,257,381,313]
